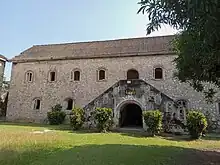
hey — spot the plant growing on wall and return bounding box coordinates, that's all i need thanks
[69,107,85,130]
[93,107,113,132]
[0,92,8,117]
[186,110,208,139]
[47,104,66,125]
[143,110,162,136]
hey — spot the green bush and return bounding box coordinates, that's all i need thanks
[143,110,162,136]
[47,104,66,125]
[0,92,8,117]
[93,107,113,132]
[69,107,85,130]
[186,110,208,139]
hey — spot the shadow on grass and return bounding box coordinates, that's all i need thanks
[117,130,184,139]
[202,134,220,141]
[118,132,148,138]
[119,131,220,141]
[161,133,220,141]
[0,144,220,165]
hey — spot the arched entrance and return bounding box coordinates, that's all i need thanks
[119,103,143,128]
[127,69,139,80]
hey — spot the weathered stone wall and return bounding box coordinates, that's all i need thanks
[0,61,5,89]
[83,79,174,129]
[6,54,220,128]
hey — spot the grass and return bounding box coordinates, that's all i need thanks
[0,122,220,165]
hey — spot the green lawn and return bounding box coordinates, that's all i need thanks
[0,122,220,165]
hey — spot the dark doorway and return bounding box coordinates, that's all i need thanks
[127,69,139,80]
[66,99,73,110]
[120,103,143,128]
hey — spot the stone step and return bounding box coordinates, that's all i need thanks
[117,127,145,133]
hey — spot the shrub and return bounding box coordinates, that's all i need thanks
[0,92,8,117]
[143,110,162,136]
[93,107,113,132]
[186,110,208,139]
[47,104,66,125]
[69,107,85,130]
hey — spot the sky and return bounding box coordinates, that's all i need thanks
[0,0,178,80]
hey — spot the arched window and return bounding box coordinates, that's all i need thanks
[154,68,163,79]
[33,98,41,110]
[66,98,74,110]
[127,69,139,80]
[72,70,80,81]
[49,71,56,82]
[98,69,106,80]
[26,71,34,82]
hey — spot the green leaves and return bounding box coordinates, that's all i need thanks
[186,110,208,139]
[143,110,162,136]
[47,104,66,125]
[138,0,220,101]
[70,107,85,130]
[94,107,113,132]
[137,5,147,14]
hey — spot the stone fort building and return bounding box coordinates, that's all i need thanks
[6,35,220,130]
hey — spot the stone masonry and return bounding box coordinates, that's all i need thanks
[0,54,7,89]
[6,35,220,130]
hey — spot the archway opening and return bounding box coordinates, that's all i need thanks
[127,69,139,80]
[119,103,143,128]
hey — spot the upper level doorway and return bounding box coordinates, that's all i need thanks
[127,69,139,80]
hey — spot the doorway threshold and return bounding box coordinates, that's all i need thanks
[118,127,144,133]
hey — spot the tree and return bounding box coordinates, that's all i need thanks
[138,0,220,102]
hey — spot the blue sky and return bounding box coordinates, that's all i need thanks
[0,0,177,80]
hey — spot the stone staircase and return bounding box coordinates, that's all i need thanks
[83,79,175,128]
[84,79,174,112]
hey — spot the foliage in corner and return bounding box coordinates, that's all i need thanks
[47,104,66,125]
[138,0,220,102]
[163,112,187,134]
[69,107,85,130]
[93,107,113,132]
[204,111,218,132]
[186,110,208,139]
[143,110,162,136]
[0,92,8,117]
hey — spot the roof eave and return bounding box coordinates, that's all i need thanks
[0,55,8,62]
[9,51,176,63]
